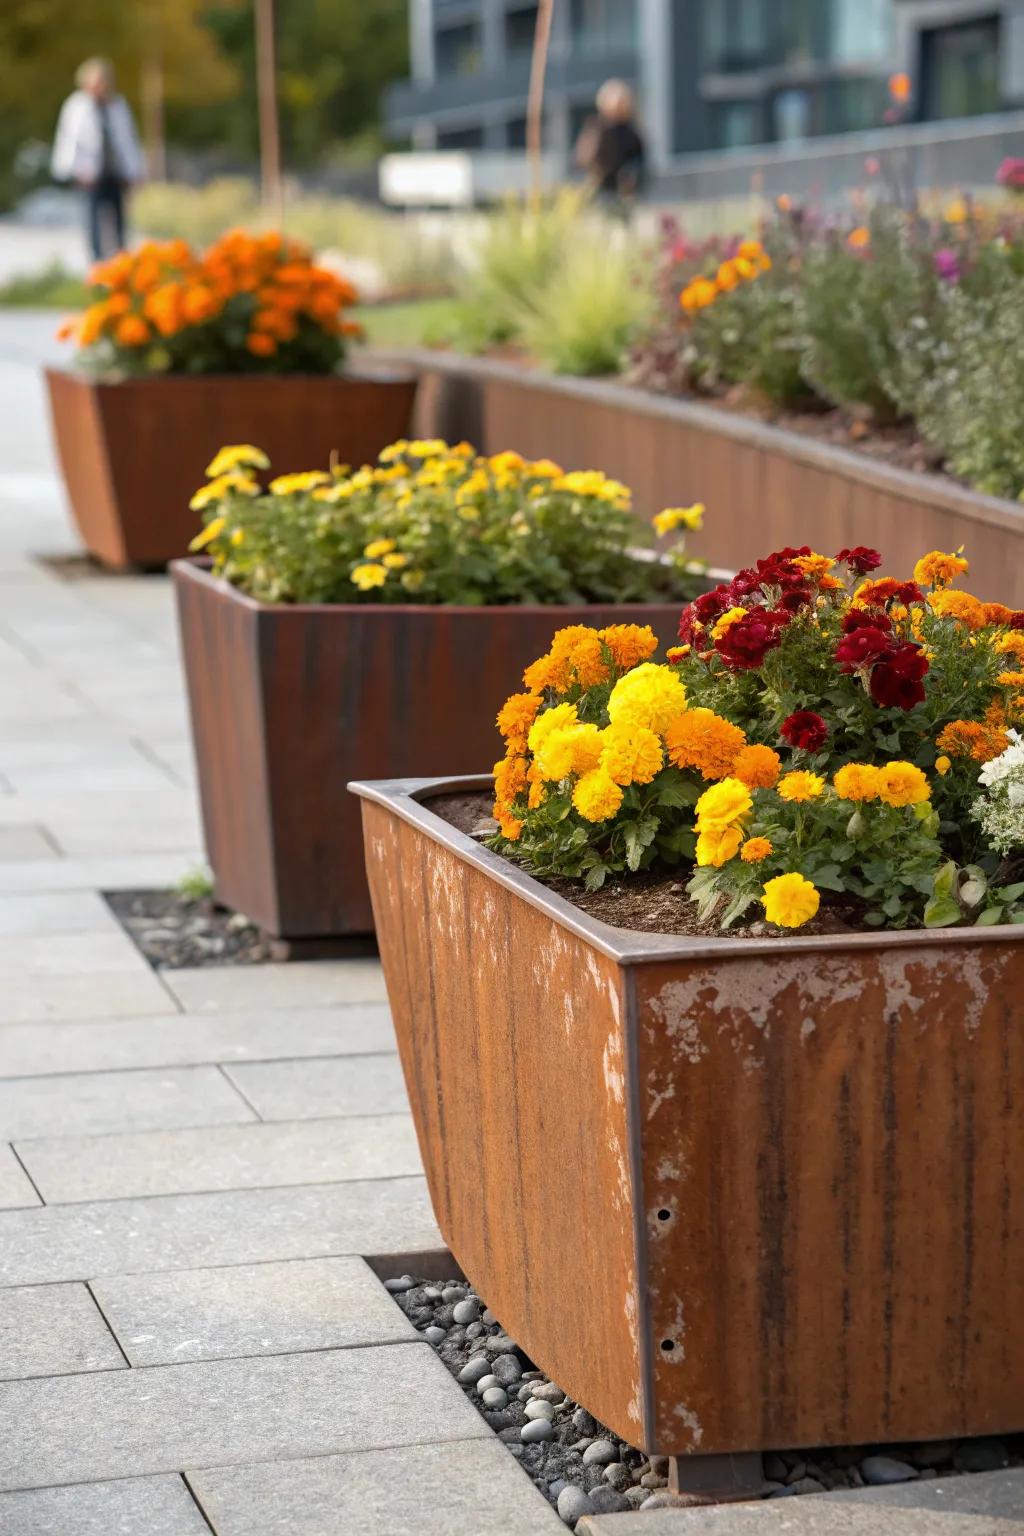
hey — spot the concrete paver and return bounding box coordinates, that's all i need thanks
[0,1473,209,1536]
[223,1053,410,1120]
[0,1144,41,1210]
[0,1065,255,1139]
[0,1281,126,1380]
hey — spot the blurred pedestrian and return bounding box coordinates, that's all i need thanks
[574,79,646,207]
[52,59,144,261]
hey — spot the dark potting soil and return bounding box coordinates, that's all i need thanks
[104,889,276,968]
[428,791,862,940]
[387,1270,1024,1529]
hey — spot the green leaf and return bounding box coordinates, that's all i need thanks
[583,863,609,892]
[932,860,958,899]
[974,907,1004,926]
[924,895,963,928]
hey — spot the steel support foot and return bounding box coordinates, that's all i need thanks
[669,1451,769,1501]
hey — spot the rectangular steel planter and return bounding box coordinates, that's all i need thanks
[352,773,1024,1458]
[173,560,684,940]
[46,366,417,570]
[392,349,1024,608]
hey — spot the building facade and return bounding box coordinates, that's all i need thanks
[383,0,1024,178]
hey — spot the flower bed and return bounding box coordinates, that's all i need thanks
[46,231,415,568]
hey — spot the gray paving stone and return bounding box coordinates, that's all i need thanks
[0,1473,208,1536]
[189,1438,565,1535]
[224,1054,410,1121]
[0,1342,487,1490]
[578,1468,1024,1534]
[0,826,57,862]
[0,851,206,896]
[162,961,388,1012]
[17,1113,422,1203]
[92,1254,418,1364]
[0,929,151,977]
[0,1281,125,1379]
[0,890,121,937]
[0,1175,438,1286]
[0,1006,396,1078]
[0,1066,254,1139]
[0,1144,39,1209]
[0,968,173,1025]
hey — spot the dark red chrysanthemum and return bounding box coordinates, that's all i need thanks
[1010,612,1024,630]
[715,609,789,670]
[869,642,930,710]
[842,607,892,635]
[776,585,814,614]
[834,627,894,671]
[836,546,882,574]
[780,711,829,751]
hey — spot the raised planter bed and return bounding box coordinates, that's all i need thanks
[352,772,1024,1477]
[173,559,685,942]
[46,367,416,570]
[394,349,1024,607]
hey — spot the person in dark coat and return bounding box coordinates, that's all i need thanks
[574,79,646,204]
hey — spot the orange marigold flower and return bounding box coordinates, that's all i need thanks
[793,553,835,579]
[497,692,541,743]
[935,719,1005,762]
[913,549,969,588]
[598,624,658,673]
[740,836,773,863]
[715,259,742,291]
[665,645,690,662]
[115,313,150,347]
[983,602,1014,627]
[847,226,870,249]
[680,277,718,313]
[493,754,528,805]
[664,708,747,780]
[246,332,277,357]
[833,763,880,802]
[928,588,987,630]
[731,744,781,789]
[996,632,1024,661]
[494,808,523,841]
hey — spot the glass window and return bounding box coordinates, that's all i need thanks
[829,0,892,64]
[506,4,539,58]
[710,98,765,148]
[436,125,485,148]
[435,21,481,77]
[922,17,1002,120]
[570,0,637,54]
[701,0,772,72]
[773,86,811,142]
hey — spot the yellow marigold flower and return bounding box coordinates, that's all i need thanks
[935,755,951,776]
[606,664,687,734]
[230,528,244,547]
[996,632,1024,661]
[762,872,820,928]
[741,836,773,863]
[600,723,664,787]
[665,645,690,662]
[876,761,930,807]
[695,825,744,868]
[652,503,705,536]
[913,549,969,587]
[406,438,449,458]
[205,443,269,477]
[188,472,259,511]
[382,552,408,569]
[732,744,781,789]
[488,449,525,474]
[527,702,579,755]
[818,574,845,591]
[778,770,825,803]
[536,724,603,782]
[833,763,880,801]
[268,470,330,495]
[793,553,835,579]
[350,562,388,591]
[497,692,541,744]
[711,606,747,640]
[598,624,658,672]
[364,537,396,558]
[998,670,1024,687]
[527,458,563,478]
[928,588,986,630]
[401,569,425,592]
[694,777,752,831]
[377,439,408,463]
[572,768,624,823]
[664,707,746,780]
[188,515,226,551]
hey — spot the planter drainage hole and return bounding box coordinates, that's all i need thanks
[657,1208,672,1222]
[660,1338,676,1354]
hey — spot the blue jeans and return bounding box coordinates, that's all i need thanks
[86,179,125,261]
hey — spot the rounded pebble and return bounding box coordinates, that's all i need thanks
[482,1308,498,1326]
[481,1386,509,1410]
[604,1463,632,1492]
[572,1409,597,1436]
[486,1333,519,1354]
[583,1440,618,1467]
[517,1384,534,1402]
[588,1487,630,1515]
[954,1439,1009,1474]
[860,1456,919,1486]
[524,1400,555,1422]
[458,1356,491,1385]
[521,1419,555,1444]
[492,1355,522,1386]
[384,1276,416,1293]
[423,1286,442,1302]
[464,1321,484,1339]
[423,1326,446,1345]
[557,1485,592,1525]
[531,1381,566,1404]
[452,1298,481,1325]
[441,1286,466,1303]
[475,1374,499,1393]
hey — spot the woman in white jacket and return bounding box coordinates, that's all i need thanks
[51,58,145,262]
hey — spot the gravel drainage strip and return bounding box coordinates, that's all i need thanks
[385,1271,1024,1529]
[104,890,276,968]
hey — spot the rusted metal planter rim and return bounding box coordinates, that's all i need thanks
[351,772,1024,967]
[47,361,418,388]
[170,556,688,620]
[376,346,1024,537]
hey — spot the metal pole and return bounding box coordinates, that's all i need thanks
[526,0,554,210]
[254,0,283,220]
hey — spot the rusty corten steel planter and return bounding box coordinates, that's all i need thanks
[352,773,1024,1460]
[390,348,1024,607]
[45,366,416,571]
[173,560,684,941]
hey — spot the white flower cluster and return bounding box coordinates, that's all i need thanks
[973,729,1024,855]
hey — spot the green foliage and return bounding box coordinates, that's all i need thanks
[0,263,87,309]
[451,195,581,352]
[924,859,1024,927]
[518,242,651,377]
[176,863,214,901]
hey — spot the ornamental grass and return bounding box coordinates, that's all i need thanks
[188,439,706,607]
[492,544,1024,931]
[57,231,360,375]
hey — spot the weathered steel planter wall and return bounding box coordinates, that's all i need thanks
[388,349,1024,608]
[46,367,416,570]
[353,774,1024,1458]
[173,560,684,941]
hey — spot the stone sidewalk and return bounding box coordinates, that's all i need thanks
[0,312,562,1534]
